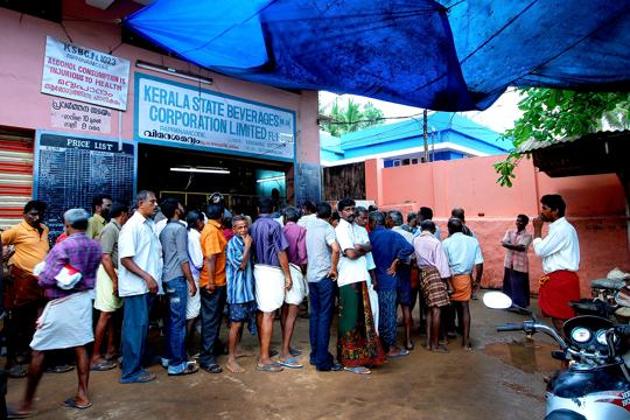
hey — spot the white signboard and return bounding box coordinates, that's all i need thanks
[50,98,112,134]
[135,74,295,161]
[41,36,130,111]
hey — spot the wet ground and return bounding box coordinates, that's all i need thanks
[6,292,558,419]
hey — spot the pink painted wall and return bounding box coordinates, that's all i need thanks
[0,3,319,164]
[366,156,630,296]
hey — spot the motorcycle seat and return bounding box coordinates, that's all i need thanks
[591,278,625,290]
[569,299,611,317]
[614,306,630,318]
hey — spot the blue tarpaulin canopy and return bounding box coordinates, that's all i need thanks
[125,0,630,111]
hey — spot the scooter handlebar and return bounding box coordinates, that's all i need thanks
[497,323,524,332]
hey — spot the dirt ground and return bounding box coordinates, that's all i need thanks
[6,292,557,419]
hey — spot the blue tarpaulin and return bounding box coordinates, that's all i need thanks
[125,0,630,111]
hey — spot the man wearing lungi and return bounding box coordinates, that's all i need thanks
[413,220,451,352]
[442,218,483,351]
[501,214,533,311]
[279,207,308,369]
[1,200,49,379]
[250,197,292,373]
[335,199,384,375]
[532,194,580,332]
[10,209,101,416]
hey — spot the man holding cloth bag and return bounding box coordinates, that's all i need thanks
[9,209,102,417]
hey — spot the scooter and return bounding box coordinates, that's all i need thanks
[483,291,630,420]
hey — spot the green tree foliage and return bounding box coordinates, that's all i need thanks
[494,88,630,187]
[320,98,385,137]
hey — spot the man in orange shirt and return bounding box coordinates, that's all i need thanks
[198,200,227,374]
[1,200,49,378]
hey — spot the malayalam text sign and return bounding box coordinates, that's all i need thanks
[135,74,295,161]
[41,36,130,111]
[50,98,112,134]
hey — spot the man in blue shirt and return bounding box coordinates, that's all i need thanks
[368,212,414,359]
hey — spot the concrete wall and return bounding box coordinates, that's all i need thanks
[0,2,319,186]
[366,155,630,297]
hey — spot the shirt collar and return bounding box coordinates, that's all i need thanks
[373,225,386,231]
[93,213,106,224]
[450,232,464,238]
[208,219,222,229]
[20,220,44,233]
[420,230,434,237]
[111,219,122,229]
[550,217,567,227]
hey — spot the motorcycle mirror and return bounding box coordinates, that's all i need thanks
[482,291,513,309]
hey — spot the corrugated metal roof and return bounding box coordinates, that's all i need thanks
[517,128,630,153]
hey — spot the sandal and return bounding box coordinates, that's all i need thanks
[7,407,33,419]
[90,359,117,371]
[387,349,410,359]
[7,365,28,378]
[168,362,199,376]
[200,363,223,374]
[119,371,156,384]
[46,364,74,374]
[63,398,92,410]
[275,357,303,369]
[344,366,371,375]
[289,347,303,357]
[256,363,283,373]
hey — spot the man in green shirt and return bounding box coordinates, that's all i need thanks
[87,195,112,239]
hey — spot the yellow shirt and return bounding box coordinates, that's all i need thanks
[1,221,49,273]
[87,213,107,239]
[199,219,227,287]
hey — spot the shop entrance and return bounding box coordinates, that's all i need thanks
[137,144,292,216]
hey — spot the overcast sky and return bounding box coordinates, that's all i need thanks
[319,89,523,134]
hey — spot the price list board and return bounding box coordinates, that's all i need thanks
[34,132,134,240]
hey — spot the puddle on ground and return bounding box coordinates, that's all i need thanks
[483,340,560,374]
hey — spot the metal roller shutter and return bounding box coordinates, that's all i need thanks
[0,132,34,230]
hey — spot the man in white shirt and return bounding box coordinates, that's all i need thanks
[118,190,163,384]
[335,199,384,375]
[532,194,580,331]
[353,207,378,334]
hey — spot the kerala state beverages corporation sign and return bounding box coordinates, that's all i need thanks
[134,73,295,161]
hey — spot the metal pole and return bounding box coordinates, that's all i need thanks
[423,109,429,162]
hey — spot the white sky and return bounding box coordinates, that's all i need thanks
[319,89,523,133]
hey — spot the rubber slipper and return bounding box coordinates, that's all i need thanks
[7,365,28,378]
[289,347,303,357]
[63,398,92,410]
[7,406,33,419]
[432,345,449,353]
[275,357,303,369]
[405,342,415,351]
[387,349,410,359]
[344,366,371,375]
[90,360,117,371]
[256,363,283,373]
[46,364,74,374]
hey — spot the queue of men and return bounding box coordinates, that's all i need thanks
[0,192,581,417]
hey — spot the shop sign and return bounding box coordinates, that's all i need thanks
[135,73,295,161]
[41,36,130,111]
[50,98,112,134]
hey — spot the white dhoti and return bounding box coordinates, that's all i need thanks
[94,265,122,313]
[186,276,201,320]
[285,263,308,305]
[31,291,94,351]
[254,264,285,313]
[366,276,379,335]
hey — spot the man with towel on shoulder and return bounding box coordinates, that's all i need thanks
[10,209,101,417]
[442,218,483,351]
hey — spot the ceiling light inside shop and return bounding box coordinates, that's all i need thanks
[256,175,285,183]
[170,167,230,174]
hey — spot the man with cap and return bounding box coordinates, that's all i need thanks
[9,209,102,416]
